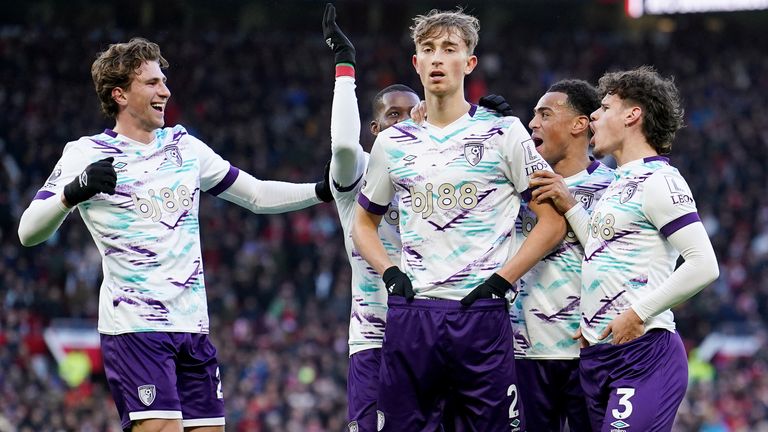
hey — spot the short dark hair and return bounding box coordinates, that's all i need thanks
[372,84,418,117]
[547,79,600,118]
[91,37,169,119]
[597,66,684,155]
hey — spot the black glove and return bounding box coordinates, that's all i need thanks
[322,3,356,66]
[479,94,514,117]
[383,266,415,300]
[460,273,514,306]
[63,157,117,206]
[315,160,334,203]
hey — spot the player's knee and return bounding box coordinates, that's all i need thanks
[132,418,183,432]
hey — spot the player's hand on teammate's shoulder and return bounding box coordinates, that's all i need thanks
[383,266,415,300]
[322,3,356,66]
[63,157,117,207]
[530,170,577,214]
[599,308,645,345]
[478,94,514,117]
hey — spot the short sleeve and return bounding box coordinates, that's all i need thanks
[33,142,88,201]
[357,135,394,215]
[643,169,701,237]
[186,134,235,194]
[503,120,553,199]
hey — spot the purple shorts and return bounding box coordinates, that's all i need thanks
[377,297,524,432]
[101,332,225,430]
[347,348,383,432]
[516,358,590,431]
[579,329,688,432]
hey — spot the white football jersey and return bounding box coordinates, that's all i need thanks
[35,126,232,335]
[581,156,700,344]
[359,106,551,300]
[511,160,613,358]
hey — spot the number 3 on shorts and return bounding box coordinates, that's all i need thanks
[611,387,635,419]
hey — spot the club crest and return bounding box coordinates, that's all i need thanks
[138,384,156,406]
[464,143,484,166]
[163,145,183,167]
[574,190,595,209]
[347,421,358,432]
[619,182,638,204]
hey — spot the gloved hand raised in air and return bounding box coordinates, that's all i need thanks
[323,3,356,66]
[479,94,514,117]
[460,273,515,306]
[383,266,415,300]
[63,157,117,206]
[315,159,334,203]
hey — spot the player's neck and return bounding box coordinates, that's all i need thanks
[553,151,592,178]
[113,120,156,145]
[613,138,657,166]
[424,93,471,128]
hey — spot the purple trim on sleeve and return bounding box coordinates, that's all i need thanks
[468,104,477,117]
[521,188,533,203]
[104,129,118,138]
[33,190,55,201]
[643,155,669,164]
[206,166,240,196]
[660,212,700,237]
[586,159,600,174]
[357,193,389,216]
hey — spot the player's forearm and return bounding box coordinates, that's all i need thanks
[564,204,591,247]
[497,211,566,283]
[351,206,392,275]
[18,195,72,246]
[631,223,719,320]
[218,170,320,214]
[331,76,366,188]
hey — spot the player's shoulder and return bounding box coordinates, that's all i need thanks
[472,105,522,129]
[589,160,616,178]
[63,130,118,155]
[156,124,193,143]
[376,119,423,142]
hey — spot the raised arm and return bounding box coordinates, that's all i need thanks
[323,3,366,189]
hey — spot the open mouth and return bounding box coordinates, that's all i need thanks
[151,103,164,113]
[532,137,544,147]
[429,70,445,79]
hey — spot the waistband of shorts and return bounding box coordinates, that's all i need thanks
[387,296,507,311]
[579,328,670,359]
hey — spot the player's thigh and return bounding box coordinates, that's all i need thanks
[347,349,382,432]
[562,360,591,432]
[175,334,225,427]
[515,359,562,432]
[449,301,524,431]
[102,333,183,430]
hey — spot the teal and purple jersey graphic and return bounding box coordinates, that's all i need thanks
[511,160,613,358]
[581,157,700,344]
[359,106,551,300]
[332,152,400,355]
[35,125,235,334]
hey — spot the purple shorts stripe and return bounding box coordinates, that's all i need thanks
[347,349,381,432]
[33,190,56,201]
[206,165,239,196]
[579,329,688,431]
[357,193,388,216]
[660,212,700,237]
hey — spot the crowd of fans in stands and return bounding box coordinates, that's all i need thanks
[1,10,767,431]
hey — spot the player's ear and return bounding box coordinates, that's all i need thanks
[572,115,590,135]
[412,54,419,73]
[464,55,478,75]
[625,105,642,128]
[112,87,128,107]
[370,120,380,136]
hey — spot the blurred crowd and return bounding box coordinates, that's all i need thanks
[1,7,767,432]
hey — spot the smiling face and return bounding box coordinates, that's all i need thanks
[371,91,421,135]
[116,60,171,134]
[589,93,629,159]
[528,91,578,166]
[412,28,477,98]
